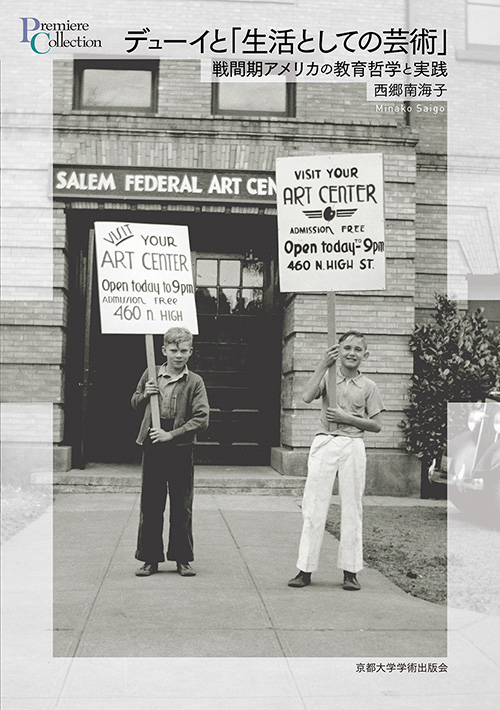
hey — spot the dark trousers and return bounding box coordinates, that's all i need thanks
[135,439,194,563]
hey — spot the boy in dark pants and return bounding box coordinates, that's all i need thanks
[131,327,209,577]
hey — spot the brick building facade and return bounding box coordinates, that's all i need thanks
[2,0,498,495]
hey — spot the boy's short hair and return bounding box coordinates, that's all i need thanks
[163,327,193,346]
[339,330,367,349]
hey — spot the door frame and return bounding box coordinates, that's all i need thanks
[191,249,281,464]
[65,208,282,467]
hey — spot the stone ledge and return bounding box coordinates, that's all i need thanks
[271,447,421,497]
[34,465,307,496]
[54,445,72,472]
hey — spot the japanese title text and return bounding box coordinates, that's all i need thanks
[125,27,447,56]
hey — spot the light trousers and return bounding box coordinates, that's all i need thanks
[297,435,366,574]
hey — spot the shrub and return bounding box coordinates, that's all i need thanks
[401,294,500,465]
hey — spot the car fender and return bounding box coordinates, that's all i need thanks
[448,429,478,479]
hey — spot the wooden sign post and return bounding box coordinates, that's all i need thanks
[327,292,337,427]
[145,333,161,429]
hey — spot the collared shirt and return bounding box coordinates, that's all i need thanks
[157,363,188,420]
[316,370,385,438]
[132,366,209,446]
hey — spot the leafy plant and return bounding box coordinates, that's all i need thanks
[402,294,500,463]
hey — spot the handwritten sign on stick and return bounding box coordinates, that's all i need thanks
[94,221,198,334]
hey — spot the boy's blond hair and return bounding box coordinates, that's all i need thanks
[163,327,193,346]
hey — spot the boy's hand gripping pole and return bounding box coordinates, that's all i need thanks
[145,334,161,430]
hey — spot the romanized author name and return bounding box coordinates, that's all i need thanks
[376,103,445,114]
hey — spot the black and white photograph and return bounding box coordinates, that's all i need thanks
[1,0,499,708]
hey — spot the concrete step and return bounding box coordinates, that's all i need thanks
[34,464,306,495]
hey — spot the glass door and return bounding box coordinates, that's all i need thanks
[190,253,275,465]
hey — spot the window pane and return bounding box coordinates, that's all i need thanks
[242,261,264,287]
[241,288,263,314]
[219,288,239,314]
[196,260,217,286]
[217,82,287,112]
[81,69,152,108]
[195,287,217,314]
[220,260,240,286]
[467,3,500,45]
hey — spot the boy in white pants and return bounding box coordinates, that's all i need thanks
[288,331,384,591]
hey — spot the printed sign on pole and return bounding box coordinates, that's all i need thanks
[276,153,385,292]
[94,221,198,334]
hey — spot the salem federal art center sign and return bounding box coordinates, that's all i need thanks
[53,165,277,203]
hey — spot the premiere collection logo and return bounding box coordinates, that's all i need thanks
[20,17,102,53]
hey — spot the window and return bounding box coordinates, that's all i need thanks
[467,274,500,329]
[212,81,295,117]
[195,257,264,315]
[467,1,500,47]
[456,1,500,61]
[73,60,158,112]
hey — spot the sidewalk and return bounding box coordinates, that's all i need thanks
[52,492,447,658]
[2,491,500,709]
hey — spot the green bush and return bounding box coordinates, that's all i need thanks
[402,294,500,463]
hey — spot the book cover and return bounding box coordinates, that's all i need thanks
[1,1,499,707]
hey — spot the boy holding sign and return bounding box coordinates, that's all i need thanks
[132,327,209,578]
[288,331,384,591]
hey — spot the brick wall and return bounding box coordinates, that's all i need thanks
[49,53,442,462]
[3,0,463,475]
[409,0,500,310]
[0,197,68,446]
[279,134,419,456]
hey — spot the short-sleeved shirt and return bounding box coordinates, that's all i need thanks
[316,371,385,438]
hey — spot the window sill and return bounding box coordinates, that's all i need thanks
[455,48,500,63]
[71,109,157,116]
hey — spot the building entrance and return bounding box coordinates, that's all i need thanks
[65,208,281,468]
[192,252,275,463]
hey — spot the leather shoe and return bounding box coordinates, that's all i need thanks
[343,571,360,591]
[288,571,311,588]
[177,561,196,577]
[135,562,158,577]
